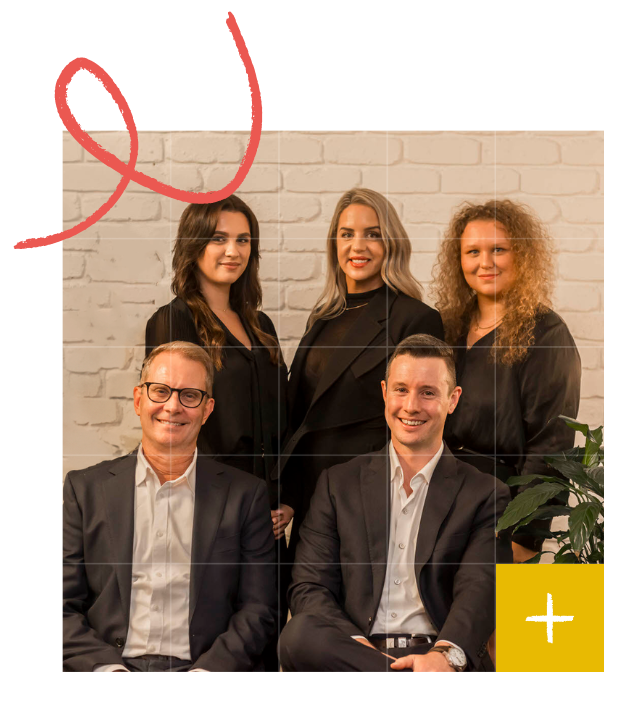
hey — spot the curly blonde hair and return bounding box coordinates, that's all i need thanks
[431,199,555,365]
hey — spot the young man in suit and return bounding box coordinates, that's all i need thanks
[63,341,277,671]
[279,334,512,672]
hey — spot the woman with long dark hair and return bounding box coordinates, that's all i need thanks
[145,197,289,667]
[277,188,444,556]
[432,199,581,562]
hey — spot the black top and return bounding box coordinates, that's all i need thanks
[444,309,581,547]
[145,297,287,507]
[295,287,383,429]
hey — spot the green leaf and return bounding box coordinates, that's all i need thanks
[504,474,564,487]
[553,552,579,564]
[568,502,601,554]
[496,482,566,532]
[511,505,572,534]
[587,467,604,497]
[522,552,542,564]
[560,415,589,437]
[589,426,603,447]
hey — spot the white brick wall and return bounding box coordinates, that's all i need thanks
[63,131,603,474]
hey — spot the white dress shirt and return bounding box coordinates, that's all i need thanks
[352,442,464,661]
[97,446,204,671]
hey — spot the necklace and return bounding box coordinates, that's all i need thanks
[346,302,369,311]
[474,314,505,331]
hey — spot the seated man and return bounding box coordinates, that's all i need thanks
[63,341,277,671]
[279,334,512,672]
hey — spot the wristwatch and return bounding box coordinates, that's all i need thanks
[428,644,467,671]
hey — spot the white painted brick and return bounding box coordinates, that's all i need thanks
[581,369,603,398]
[261,282,285,311]
[68,373,101,397]
[404,136,479,164]
[578,345,603,370]
[324,135,402,164]
[559,197,603,224]
[65,347,129,373]
[170,133,243,163]
[64,192,80,221]
[402,195,470,224]
[93,222,172,240]
[202,164,280,193]
[154,164,203,193]
[277,194,322,222]
[442,167,519,194]
[481,136,560,165]
[409,253,437,283]
[86,240,165,283]
[63,133,83,162]
[64,312,94,342]
[403,224,441,252]
[86,132,163,163]
[320,193,351,223]
[283,166,361,192]
[286,283,324,311]
[256,133,325,164]
[508,195,560,223]
[362,166,440,193]
[577,399,604,430]
[63,230,99,252]
[277,312,309,340]
[283,224,328,252]
[63,423,116,464]
[63,254,85,279]
[259,223,280,252]
[107,369,140,398]
[559,255,603,281]
[114,286,162,305]
[560,137,604,165]
[561,312,604,342]
[260,253,318,281]
[74,398,119,425]
[81,193,161,222]
[550,224,596,252]
[64,285,111,311]
[521,168,599,195]
[64,163,121,191]
[554,283,601,312]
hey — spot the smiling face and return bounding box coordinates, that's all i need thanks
[195,210,252,289]
[381,355,461,457]
[133,352,214,456]
[460,219,515,299]
[335,204,385,293]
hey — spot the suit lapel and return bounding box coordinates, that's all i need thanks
[189,455,231,623]
[101,453,137,621]
[309,288,397,408]
[415,444,463,575]
[360,445,392,610]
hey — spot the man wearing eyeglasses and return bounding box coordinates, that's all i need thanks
[63,341,277,671]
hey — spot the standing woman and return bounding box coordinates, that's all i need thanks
[432,199,581,562]
[144,198,290,666]
[277,188,444,555]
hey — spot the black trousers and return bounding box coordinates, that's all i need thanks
[278,613,432,672]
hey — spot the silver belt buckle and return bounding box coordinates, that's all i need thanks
[398,637,408,648]
[386,638,394,648]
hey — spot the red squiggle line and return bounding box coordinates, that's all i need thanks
[15,12,261,250]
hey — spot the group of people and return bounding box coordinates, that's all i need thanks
[63,188,581,672]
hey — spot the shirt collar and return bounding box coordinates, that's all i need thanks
[389,441,444,489]
[136,444,198,497]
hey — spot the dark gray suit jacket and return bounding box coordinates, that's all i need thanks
[63,452,277,672]
[288,443,512,671]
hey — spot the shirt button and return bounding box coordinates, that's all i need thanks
[399,543,405,549]
[391,613,397,619]
[156,572,163,578]
[153,605,160,612]
[402,509,409,515]
[147,645,155,653]
[394,579,401,585]
[157,531,164,538]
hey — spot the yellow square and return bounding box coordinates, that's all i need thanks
[496,564,603,672]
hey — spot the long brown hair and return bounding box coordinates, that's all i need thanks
[306,188,423,332]
[431,199,555,365]
[171,197,281,368]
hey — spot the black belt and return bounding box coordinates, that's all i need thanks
[369,634,434,650]
[131,654,186,662]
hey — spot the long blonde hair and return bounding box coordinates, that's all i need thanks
[306,188,423,332]
[431,199,555,365]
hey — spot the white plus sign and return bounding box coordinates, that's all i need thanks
[525,592,574,643]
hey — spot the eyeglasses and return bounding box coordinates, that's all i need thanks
[140,382,209,408]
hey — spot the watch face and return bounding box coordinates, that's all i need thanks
[447,648,467,669]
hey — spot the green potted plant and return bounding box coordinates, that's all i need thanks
[495,416,603,564]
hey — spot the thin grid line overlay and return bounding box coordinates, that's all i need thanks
[62,131,603,668]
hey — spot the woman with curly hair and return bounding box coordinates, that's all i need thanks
[432,199,581,562]
[276,188,444,555]
[144,197,289,668]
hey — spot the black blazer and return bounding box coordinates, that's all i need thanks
[276,289,444,509]
[288,444,512,671]
[63,452,277,672]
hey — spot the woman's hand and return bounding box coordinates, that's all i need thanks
[271,505,294,540]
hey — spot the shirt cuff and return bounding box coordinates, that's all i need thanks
[94,664,130,672]
[189,668,209,672]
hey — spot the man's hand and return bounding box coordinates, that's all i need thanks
[512,541,539,563]
[390,651,455,672]
[271,505,294,540]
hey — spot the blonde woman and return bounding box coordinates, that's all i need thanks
[276,188,444,555]
[432,199,581,562]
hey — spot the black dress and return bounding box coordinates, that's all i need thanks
[145,297,287,507]
[444,309,581,550]
[277,285,445,553]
